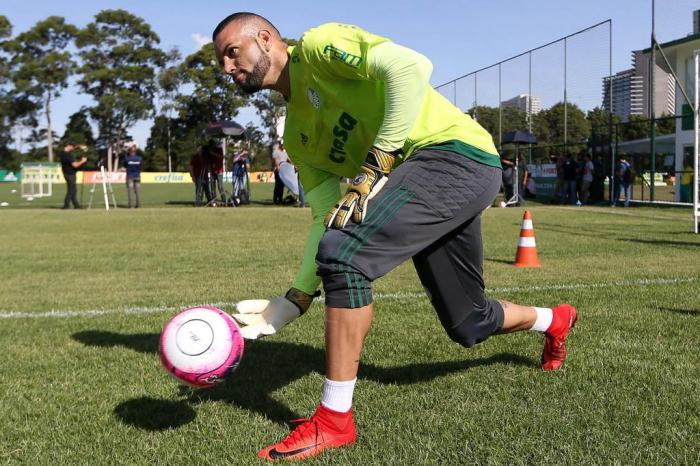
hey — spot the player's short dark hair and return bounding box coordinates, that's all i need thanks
[212,12,280,42]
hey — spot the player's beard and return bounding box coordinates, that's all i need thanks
[238,44,271,94]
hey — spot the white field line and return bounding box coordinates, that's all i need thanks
[0,277,696,320]
[546,206,689,222]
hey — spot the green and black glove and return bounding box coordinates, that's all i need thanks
[325,147,397,229]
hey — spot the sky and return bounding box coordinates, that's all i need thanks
[3,0,698,150]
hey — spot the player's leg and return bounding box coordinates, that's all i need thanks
[127,179,133,208]
[134,179,141,208]
[258,150,509,461]
[412,213,577,367]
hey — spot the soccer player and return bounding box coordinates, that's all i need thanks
[213,13,578,461]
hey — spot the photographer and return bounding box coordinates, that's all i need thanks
[59,141,87,209]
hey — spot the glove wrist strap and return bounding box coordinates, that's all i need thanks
[364,147,398,174]
[285,287,320,314]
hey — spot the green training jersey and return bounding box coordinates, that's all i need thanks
[284,22,500,193]
[284,22,500,295]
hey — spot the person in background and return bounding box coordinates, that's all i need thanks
[679,158,693,203]
[562,153,578,205]
[59,141,87,209]
[232,148,251,205]
[518,155,530,199]
[579,153,594,205]
[190,146,211,206]
[124,145,143,208]
[205,139,227,206]
[271,141,289,204]
[500,155,515,204]
[613,154,634,207]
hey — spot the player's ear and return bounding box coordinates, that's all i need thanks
[257,29,273,52]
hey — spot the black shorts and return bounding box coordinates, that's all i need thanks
[316,148,505,347]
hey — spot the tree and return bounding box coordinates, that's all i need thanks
[536,102,590,152]
[76,9,166,171]
[656,113,675,136]
[5,16,77,162]
[62,110,95,146]
[619,114,649,141]
[155,48,182,172]
[177,42,248,130]
[0,15,16,169]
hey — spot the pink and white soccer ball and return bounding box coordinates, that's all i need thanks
[159,306,244,388]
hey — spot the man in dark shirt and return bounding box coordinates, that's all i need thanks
[124,145,143,208]
[562,153,579,205]
[59,141,87,209]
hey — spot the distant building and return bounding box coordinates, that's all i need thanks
[602,68,644,120]
[602,49,676,121]
[501,94,542,116]
[612,9,700,202]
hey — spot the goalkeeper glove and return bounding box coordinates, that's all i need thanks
[233,288,318,340]
[325,147,397,229]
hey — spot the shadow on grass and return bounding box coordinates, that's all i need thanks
[72,331,534,430]
[484,258,514,265]
[658,307,700,317]
[164,201,195,206]
[537,223,700,249]
[114,398,196,431]
[73,330,160,354]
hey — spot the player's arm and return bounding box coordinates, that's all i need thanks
[233,168,341,340]
[325,41,433,228]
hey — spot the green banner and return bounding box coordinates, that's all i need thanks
[0,170,20,182]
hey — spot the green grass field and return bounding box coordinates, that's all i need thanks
[1,182,699,464]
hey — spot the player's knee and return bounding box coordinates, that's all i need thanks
[316,230,373,308]
[441,300,502,348]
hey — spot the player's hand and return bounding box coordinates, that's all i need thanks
[232,288,317,339]
[325,147,397,229]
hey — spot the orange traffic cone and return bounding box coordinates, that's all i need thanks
[514,210,541,267]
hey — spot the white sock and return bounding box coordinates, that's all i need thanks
[320,378,356,413]
[530,307,553,332]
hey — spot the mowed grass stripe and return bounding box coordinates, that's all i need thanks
[1,276,696,319]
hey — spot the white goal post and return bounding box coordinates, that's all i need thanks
[20,162,61,199]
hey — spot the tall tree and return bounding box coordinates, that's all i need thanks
[536,102,590,152]
[177,42,248,130]
[76,9,166,170]
[62,110,94,146]
[0,15,15,168]
[155,48,182,172]
[6,16,77,162]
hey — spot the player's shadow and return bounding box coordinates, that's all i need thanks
[658,307,700,317]
[73,331,534,431]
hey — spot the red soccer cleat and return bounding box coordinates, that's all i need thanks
[541,304,578,371]
[258,405,357,461]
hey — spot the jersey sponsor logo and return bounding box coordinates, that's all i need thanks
[307,88,321,110]
[329,112,357,163]
[323,44,362,68]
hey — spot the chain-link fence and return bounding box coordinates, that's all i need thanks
[436,5,699,215]
[435,20,612,204]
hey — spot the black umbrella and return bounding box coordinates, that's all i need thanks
[501,130,537,145]
[203,120,247,140]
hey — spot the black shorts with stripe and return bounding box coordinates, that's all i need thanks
[316,148,505,347]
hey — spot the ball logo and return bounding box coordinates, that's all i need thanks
[307,88,321,110]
